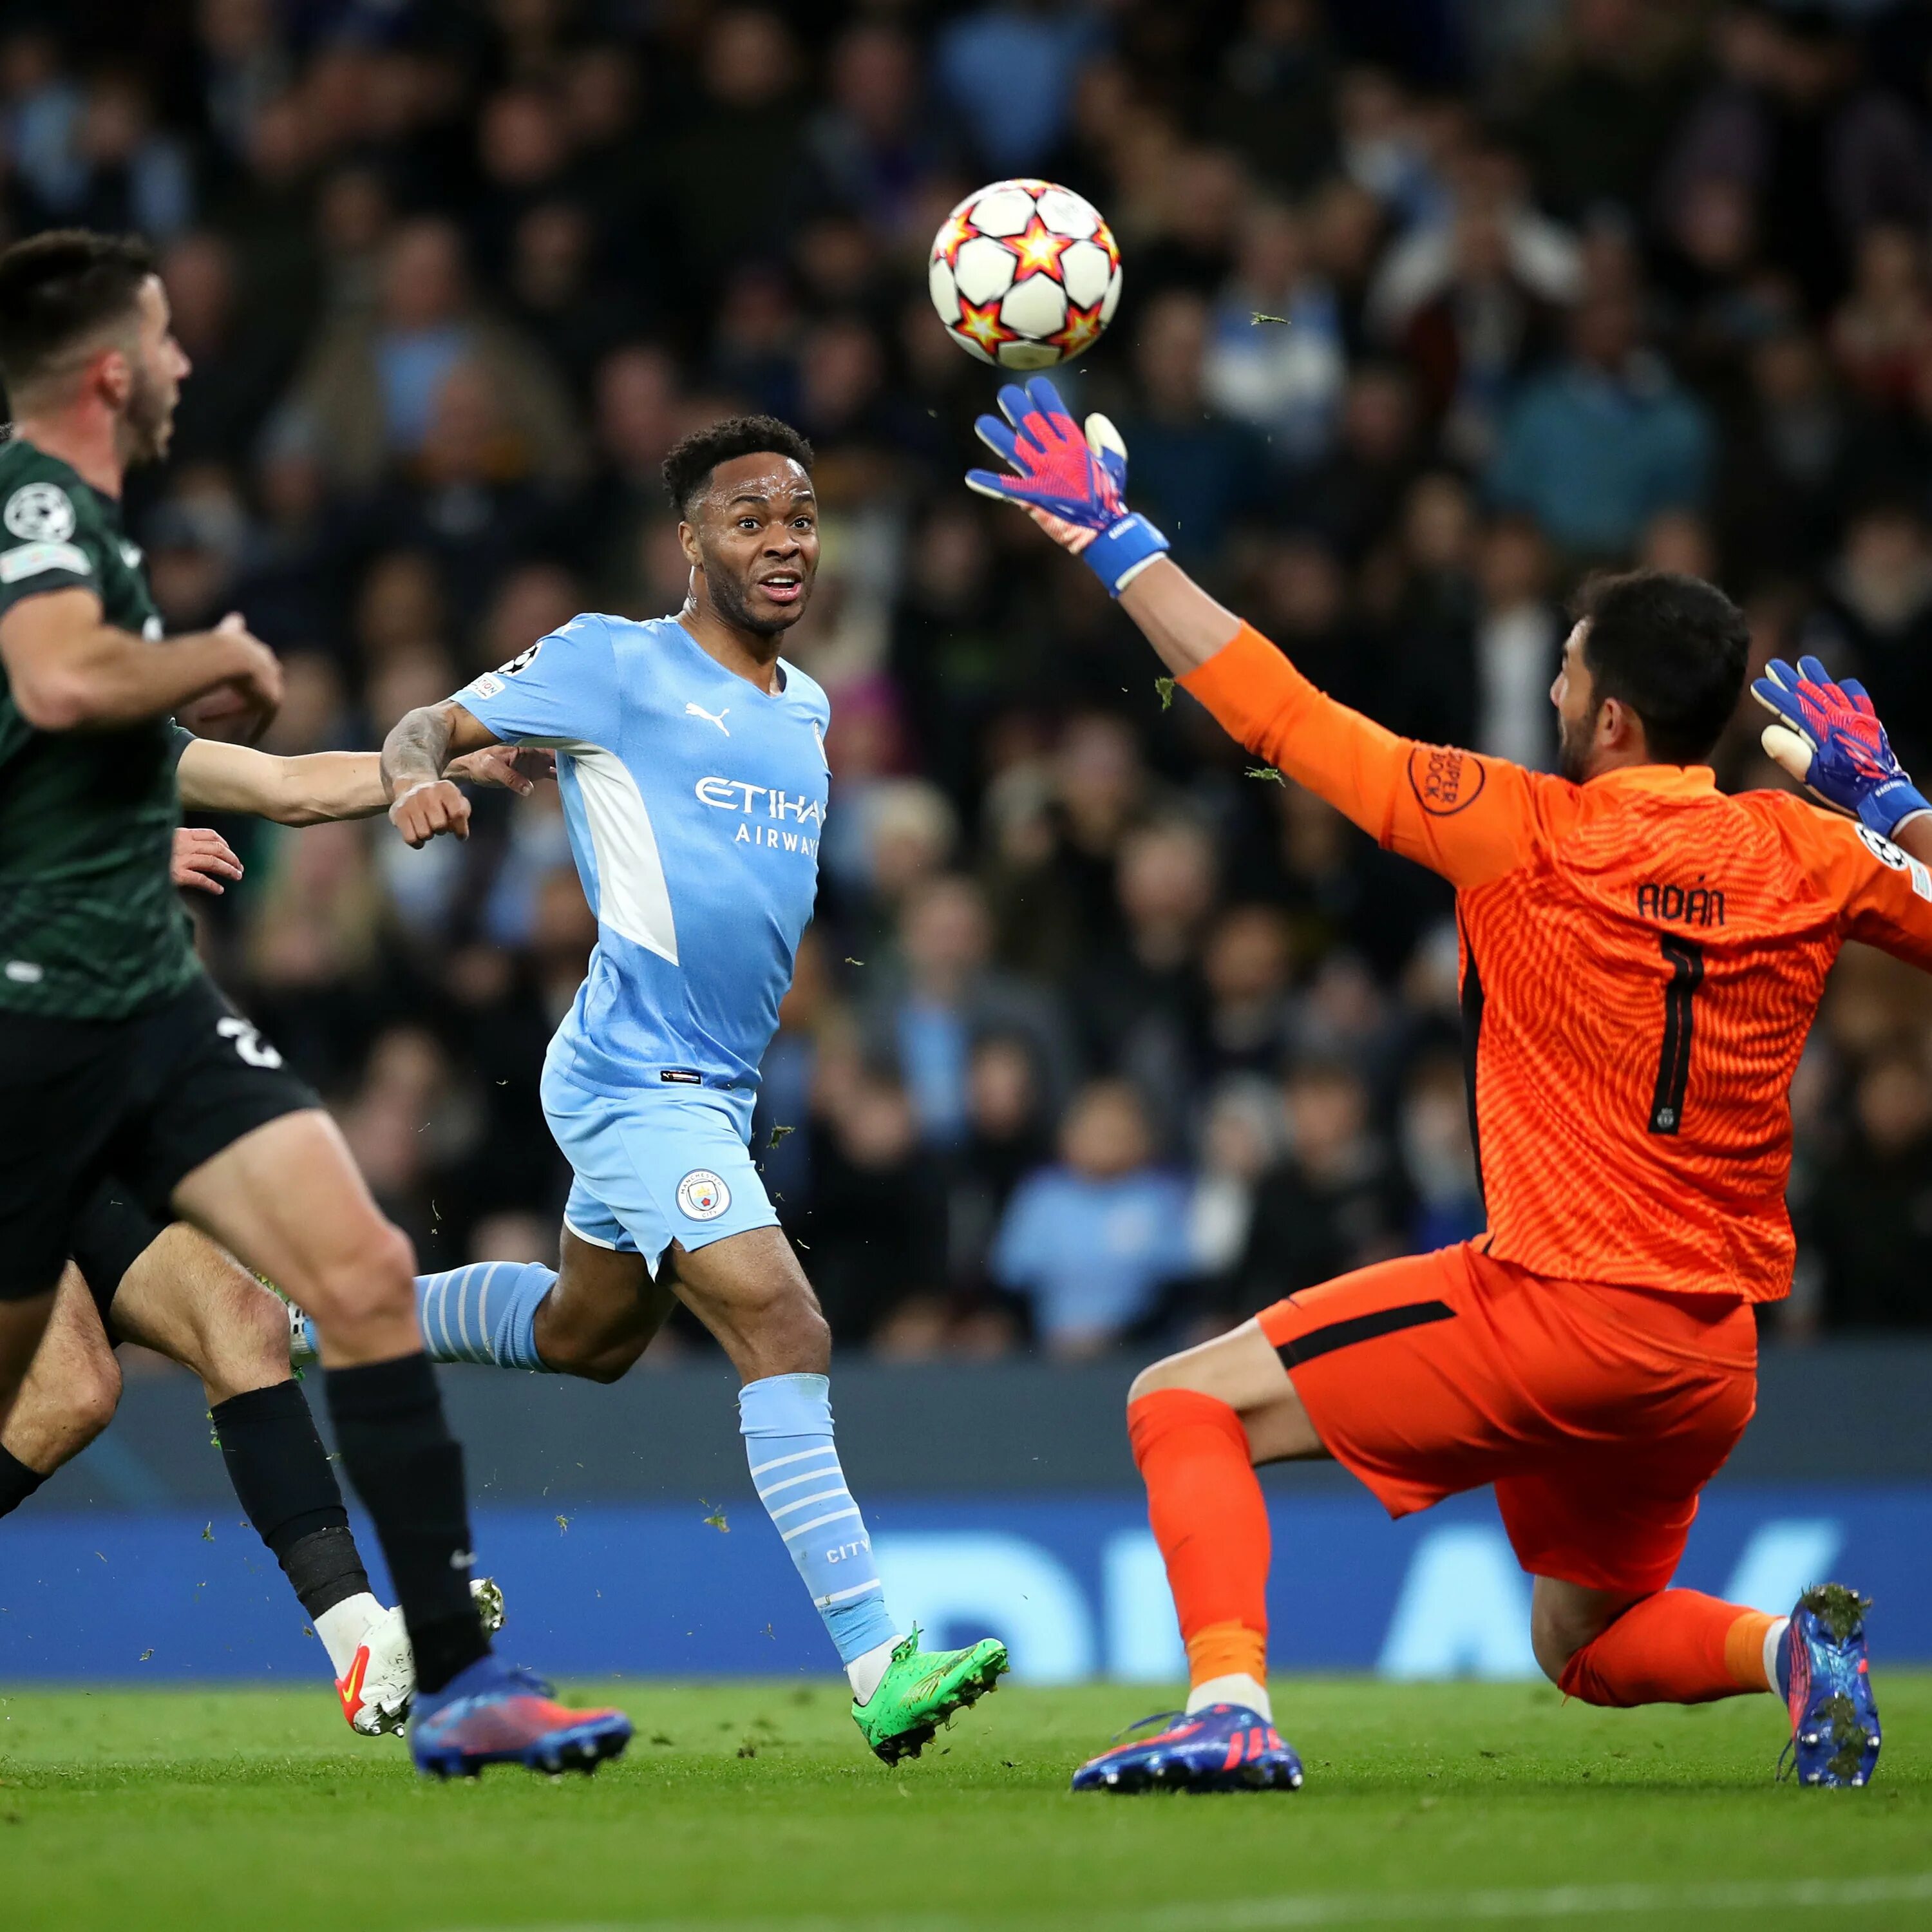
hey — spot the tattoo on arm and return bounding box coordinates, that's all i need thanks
[381,701,459,797]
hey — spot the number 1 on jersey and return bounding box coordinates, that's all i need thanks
[1648,933,1704,1135]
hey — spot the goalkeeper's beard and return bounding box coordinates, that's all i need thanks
[1557,708,1596,785]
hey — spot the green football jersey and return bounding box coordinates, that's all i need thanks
[0,435,196,1019]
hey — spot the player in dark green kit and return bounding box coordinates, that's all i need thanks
[0,230,629,1776]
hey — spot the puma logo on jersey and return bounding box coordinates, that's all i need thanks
[686,702,731,735]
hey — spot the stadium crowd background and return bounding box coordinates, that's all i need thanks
[6,0,1932,1357]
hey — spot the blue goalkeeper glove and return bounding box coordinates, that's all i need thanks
[965,376,1170,597]
[1751,654,1931,838]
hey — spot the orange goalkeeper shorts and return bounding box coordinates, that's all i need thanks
[1256,1242,1758,1595]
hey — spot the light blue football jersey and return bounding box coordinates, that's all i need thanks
[455,613,829,1096]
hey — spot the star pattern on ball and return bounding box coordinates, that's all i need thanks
[954,294,1018,357]
[1009,214,1075,283]
[935,211,976,269]
[1046,299,1107,361]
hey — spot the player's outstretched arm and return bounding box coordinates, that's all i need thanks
[381,698,504,846]
[965,379,1538,890]
[1754,656,1931,844]
[180,735,545,827]
[0,590,281,735]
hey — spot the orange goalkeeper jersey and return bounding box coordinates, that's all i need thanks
[1183,623,1932,1302]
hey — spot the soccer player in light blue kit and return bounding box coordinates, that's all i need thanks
[372,416,1009,1761]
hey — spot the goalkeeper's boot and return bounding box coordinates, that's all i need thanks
[851,1625,1009,1764]
[1072,1704,1303,1794]
[339,1577,507,1737]
[1778,1583,1880,1788]
[410,1656,630,1779]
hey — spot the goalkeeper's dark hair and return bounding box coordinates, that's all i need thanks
[0,230,156,401]
[662,414,815,518]
[1571,568,1749,765]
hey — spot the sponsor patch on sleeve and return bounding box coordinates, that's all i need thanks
[1406,743,1487,817]
[465,672,506,700]
[0,539,90,583]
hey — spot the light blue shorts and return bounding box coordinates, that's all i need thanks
[542,1063,779,1276]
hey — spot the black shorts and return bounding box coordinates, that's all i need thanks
[0,972,317,1301]
[69,1180,166,1332]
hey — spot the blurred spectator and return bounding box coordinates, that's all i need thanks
[1506,0,1697,221]
[293,218,579,489]
[1830,225,1932,408]
[1204,200,1347,469]
[1488,286,1713,558]
[1810,1046,1932,1330]
[1115,290,1273,559]
[946,1032,1055,1303]
[1714,326,1850,585]
[1300,362,1424,560]
[1399,1049,1484,1251]
[662,10,806,290]
[1079,817,1218,1089]
[806,23,954,239]
[1471,515,1562,769]
[16,68,193,241]
[866,875,1072,1148]
[992,1079,1194,1356]
[935,2,1104,173]
[804,1069,951,1349]
[1659,4,1930,317]
[1206,0,1336,194]
[1232,1056,1412,1317]
[1187,1078,1283,1300]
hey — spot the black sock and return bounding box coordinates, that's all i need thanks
[325,1352,487,1696]
[211,1379,370,1620]
[0,1444,47,1519]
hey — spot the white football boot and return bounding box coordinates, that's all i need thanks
[336,1577,508,1737]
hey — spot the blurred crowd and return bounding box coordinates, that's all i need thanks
[10,0,1932,1352]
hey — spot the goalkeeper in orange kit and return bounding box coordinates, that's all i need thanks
[965,377,1932,1794]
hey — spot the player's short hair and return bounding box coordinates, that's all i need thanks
[1572,569,1749,765]
[0,229,156,399]
[662,414,814,518]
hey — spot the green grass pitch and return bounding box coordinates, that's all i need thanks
[3,1678,1930,1931]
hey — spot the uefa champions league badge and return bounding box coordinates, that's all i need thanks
[676,1170,731,1220]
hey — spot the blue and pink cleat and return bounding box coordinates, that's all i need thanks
[1071,1702,1303,1794]
[410,1656,632,1779]
[1779,1584,1880,1788]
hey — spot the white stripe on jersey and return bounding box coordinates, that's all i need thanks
[547,739,681,965]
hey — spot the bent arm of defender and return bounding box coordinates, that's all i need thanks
[1121,559,1544,889]
[0,589,259,732]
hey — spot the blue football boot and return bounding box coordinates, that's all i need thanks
[1072,1703,1303,1794]
[410,1656,632,1779]
[1778,1584,1880,1788]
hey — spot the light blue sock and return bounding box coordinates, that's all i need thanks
[740,1372,900,1673]
[413,1262,558,1372]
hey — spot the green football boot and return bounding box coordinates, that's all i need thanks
[851,1625,1009,1764]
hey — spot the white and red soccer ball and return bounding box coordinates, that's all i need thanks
[927,178,1122,369]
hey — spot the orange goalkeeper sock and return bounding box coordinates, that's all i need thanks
[1128,1389,1269,1694]
[1558,1590,1777,1707]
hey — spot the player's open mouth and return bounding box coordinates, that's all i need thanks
[758,574,803,603]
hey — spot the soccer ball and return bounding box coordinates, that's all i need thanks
[928,179,1122,370]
